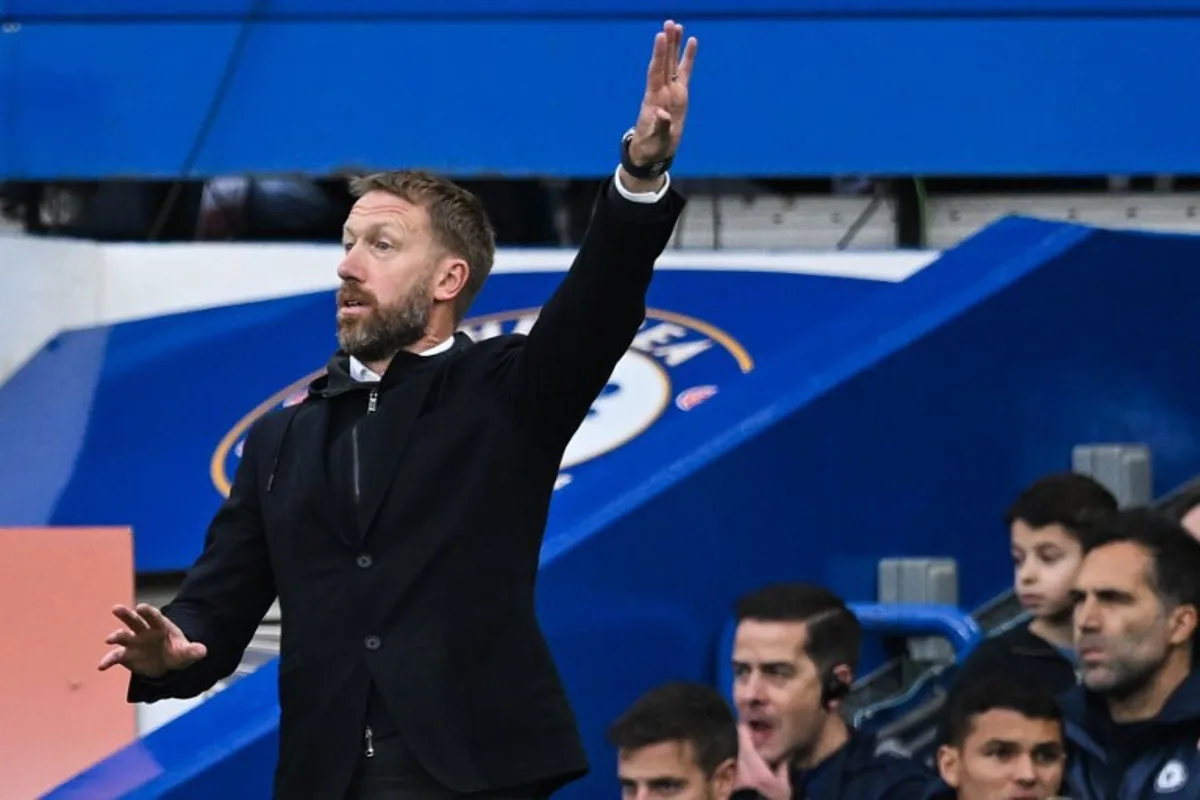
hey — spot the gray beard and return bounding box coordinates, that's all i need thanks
[337,287,432,364]
[1092,656,1162,701]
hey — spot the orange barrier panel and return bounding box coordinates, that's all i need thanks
[0,527,136,800]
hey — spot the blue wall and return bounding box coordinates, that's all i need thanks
[44,217,1200,798]
[9,1,1200,14]
[4,0,1200,178]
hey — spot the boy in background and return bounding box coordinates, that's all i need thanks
[952,473,1118,696]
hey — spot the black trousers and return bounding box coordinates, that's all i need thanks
[347,734,546,800]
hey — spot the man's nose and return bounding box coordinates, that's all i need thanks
[1075,596,1100,632]
[742,673,769,702]
[1012,754,1037,784]
[734,681,764,710]
[337,245,364,282]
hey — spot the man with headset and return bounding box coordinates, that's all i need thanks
[729,583,940,800]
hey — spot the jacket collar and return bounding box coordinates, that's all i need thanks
[348,336,457,382]
[1061,668,1200,756]
[308,332,469,399]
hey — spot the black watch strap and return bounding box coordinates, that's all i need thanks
[620,127,673,180]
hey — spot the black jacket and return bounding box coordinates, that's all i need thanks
[1062,671,1200,800]
[128,178,686,799]
[950,622,1079,699]
[733,731,941,800]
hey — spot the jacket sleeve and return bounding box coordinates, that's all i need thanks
[504,175,685,446]
[128,421,277,702]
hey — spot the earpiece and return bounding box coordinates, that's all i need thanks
[821,670,850,707]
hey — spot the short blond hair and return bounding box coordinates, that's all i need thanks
[350,170,496,319]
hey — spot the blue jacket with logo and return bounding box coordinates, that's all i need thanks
[1062,671,1200,800]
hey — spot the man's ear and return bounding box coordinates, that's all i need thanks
[831,663,853,687]
[936,744,961,788]
[432,257,470,305]
[710,756,737,800]
[823,662,854,711]
[1168,603,1198,647]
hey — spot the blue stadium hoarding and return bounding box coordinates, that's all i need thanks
[211,306,757,504]
[8,0,1200,16]
[3,0,1200,178]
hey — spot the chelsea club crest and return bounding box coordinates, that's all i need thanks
[211,307,753,497]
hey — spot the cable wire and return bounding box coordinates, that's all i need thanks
[147,0,269,241]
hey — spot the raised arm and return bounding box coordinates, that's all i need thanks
[506,21,697,444]
[102,420,278,702]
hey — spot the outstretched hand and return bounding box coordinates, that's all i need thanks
[98,603,207,678]
[626,20,698,169]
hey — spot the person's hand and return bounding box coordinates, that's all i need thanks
[734,724,792,800]
[622,20,698,182]
[97,603,207,678]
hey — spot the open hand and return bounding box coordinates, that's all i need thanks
[734,724,792,800]
[97,603,207,678]
[627,20,698,168]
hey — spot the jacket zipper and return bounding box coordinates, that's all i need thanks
[358,387,380,762]
[351,388,380,504]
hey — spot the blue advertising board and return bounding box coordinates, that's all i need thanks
[9,0,1200,15]
[210,304,760,508]
[4,0,1200,178]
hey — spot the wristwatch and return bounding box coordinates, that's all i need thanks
[620,127,673,180]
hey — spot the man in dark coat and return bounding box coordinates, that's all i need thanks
[96,20,699,800]
[729,583,941,800]
[1060,509,1200,800]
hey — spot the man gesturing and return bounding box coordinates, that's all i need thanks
[99,20,697,800]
